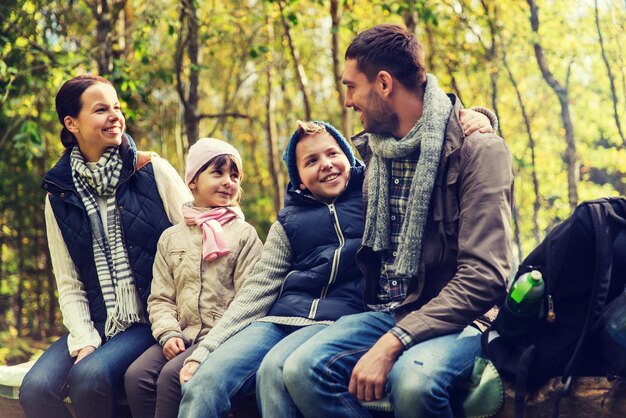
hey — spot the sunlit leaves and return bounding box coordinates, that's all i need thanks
[13,120,42,159]
[0,0,625,341]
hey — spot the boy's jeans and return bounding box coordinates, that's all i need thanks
[177,322,326,418]
[284,311,482,418]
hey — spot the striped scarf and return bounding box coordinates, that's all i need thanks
[70,146,143,339]
[362,74,452,277]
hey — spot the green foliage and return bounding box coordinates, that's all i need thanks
[0,330,50,365]
[0,0,625,347]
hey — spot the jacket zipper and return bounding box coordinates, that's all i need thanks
[278,270,299,300]
[309,203,345,319]
[196,241,203,338]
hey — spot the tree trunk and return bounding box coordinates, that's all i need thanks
[94,0,112,75]
[175,0,200,147]
[87,0,126,76]
[618,38,626,104]
[481,1,503,138]
[34,247,44,339]
[15,187,24,336]
[594,0,626,148]
[276,0,311,120]
[330,0,351,138]
[527,0,578,211]
[403,1,418,35]
[246,116,262,190]
[33,100,46,338]
[450,1,501,135]
[185,0,199,145]
[511,193,525,268]
[444,59,463,105]
[424,23,436,74]
[265,16,284,214]
[120,1,134,58]
[0,209,4,331]
[502,53,541,245]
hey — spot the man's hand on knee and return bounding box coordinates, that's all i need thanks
[348,332,404,402]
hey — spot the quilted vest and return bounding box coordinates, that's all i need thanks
[41,135,172,337]
[268,165,366,321]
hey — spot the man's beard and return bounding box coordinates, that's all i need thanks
[360,90,400,136]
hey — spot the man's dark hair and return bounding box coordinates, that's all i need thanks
[345,24,426,91]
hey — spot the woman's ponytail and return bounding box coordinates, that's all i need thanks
[60,127,77,149]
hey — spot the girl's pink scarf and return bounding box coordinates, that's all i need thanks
[183,205,239,261]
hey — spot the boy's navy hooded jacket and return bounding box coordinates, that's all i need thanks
[267,164,366,320]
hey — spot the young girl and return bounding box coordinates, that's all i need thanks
[20,75,191,418]
[124,138,263,418]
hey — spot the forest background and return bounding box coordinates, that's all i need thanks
[0,0,625,365]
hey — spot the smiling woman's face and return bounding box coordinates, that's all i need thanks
[64,82,125,161]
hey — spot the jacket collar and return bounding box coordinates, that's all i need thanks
[42,134,138,193]
[442,94,464,160]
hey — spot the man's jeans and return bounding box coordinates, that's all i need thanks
[177,322,326,418]
[284,311,482,418]
[19,323,155,418]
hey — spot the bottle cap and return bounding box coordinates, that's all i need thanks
[530,270,542,282]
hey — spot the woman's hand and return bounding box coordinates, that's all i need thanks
[163,337,186,360]
[74,345,96,364]
[180,360,200,384]
[460,109,493,135]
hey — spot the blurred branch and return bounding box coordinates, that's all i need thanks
[197,112,251,120]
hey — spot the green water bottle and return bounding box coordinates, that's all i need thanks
[506,270,544,315]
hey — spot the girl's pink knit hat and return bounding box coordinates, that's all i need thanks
[185,138,242,185]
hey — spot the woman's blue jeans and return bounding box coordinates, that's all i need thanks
[283,311,482,418]
[19,323,155,418]
[178,321,326,418]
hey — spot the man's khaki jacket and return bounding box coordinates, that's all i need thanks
[353,95,514,347]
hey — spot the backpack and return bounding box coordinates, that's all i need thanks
[481,197,626,418]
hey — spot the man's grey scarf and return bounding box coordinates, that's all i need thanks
[70,146,142,339]
[363,74,452,277]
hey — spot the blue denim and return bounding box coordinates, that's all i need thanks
[178,322,326,418]
[284,311,482,418]
[19,323,155,418]
[256,324,326,418]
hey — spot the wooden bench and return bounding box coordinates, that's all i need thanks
[0,362,33,418]
[3,361,626,417]
[0,362,393,418]
[0,362,265,418]
[0,362,133,418]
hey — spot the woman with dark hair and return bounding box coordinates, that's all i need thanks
[19,75,191,418]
